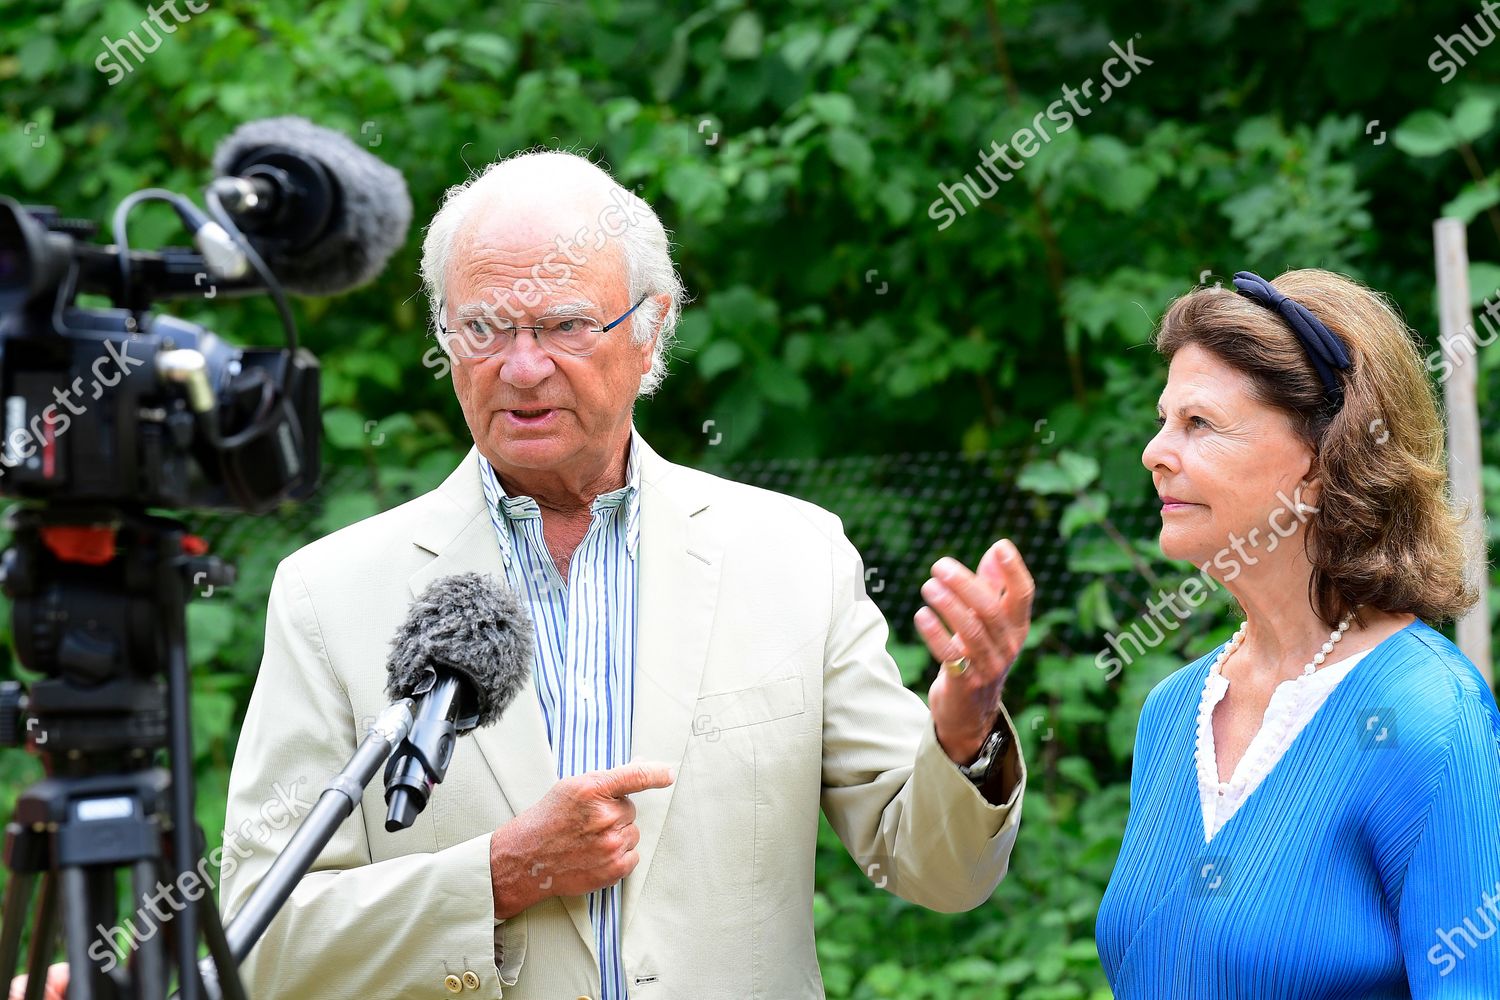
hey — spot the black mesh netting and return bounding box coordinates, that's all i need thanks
[188,439,1177,656]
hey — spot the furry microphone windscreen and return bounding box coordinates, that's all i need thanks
[384,573,534,733]
[210,115,413,296]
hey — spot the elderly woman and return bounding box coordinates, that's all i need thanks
[1096,269,1500,996]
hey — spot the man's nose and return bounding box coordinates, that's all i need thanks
[498,331,556,387]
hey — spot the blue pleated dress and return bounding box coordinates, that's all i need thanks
[1096,619,1500,997]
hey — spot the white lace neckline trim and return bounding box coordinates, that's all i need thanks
[1194,644,1375,843]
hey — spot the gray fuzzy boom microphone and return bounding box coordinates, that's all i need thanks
[382,573,534,832]
[209,115,413,296]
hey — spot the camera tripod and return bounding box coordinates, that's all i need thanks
[0,505,245,1000]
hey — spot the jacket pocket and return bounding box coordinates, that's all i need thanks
[692,675,805,733]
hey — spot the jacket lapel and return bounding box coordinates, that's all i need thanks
[620,437,723,928]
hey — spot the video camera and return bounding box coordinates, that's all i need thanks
[0,116,412,1000]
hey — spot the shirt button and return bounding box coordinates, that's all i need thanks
[444,974,463,993]
[462,971,480,990]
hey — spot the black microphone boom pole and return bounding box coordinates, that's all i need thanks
[218,701,414,967]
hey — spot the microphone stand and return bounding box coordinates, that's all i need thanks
[175,699,416,1000]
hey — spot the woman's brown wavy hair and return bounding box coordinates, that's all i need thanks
[1152,268,1481,630]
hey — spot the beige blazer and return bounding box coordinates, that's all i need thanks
[219,433,1026,999]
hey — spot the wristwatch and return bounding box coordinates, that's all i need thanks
[957,728,1008,784]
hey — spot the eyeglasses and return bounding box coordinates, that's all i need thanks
[440,293,649,359]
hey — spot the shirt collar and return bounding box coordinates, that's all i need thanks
[477,426,643,568]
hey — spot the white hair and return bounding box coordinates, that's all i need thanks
[419,150,687,397]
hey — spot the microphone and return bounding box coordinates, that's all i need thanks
[206,116,413,296]
[382,573,533,832]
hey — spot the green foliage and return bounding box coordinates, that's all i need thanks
[2,0,1499,995]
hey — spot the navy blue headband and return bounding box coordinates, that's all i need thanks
[1231,271,1352,410]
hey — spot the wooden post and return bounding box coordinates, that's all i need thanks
[1433,217,1493,685]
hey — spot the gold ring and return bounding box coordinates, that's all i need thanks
[942,656,970,675]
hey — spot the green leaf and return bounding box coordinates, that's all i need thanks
[17,36,58,81]
[663,160,729,220]
[315,491,382,534]
[1067,537,1139,574]
[1470,262,1500,305]
[1057,755,1101,793]
[187,602,238,664]
[322,407,371,450]
[826,127,874,177]
[697,339,744,380]
[780,28,823,72]
[875,179,915,224]
[806,92,858,127]
[1392,109,1459,157]
[752,361,812,408]
[1076,578,1119,633]
[1443,182,1500,224]
[721,11,764,60]
[824,24,862,64]
[1018,452,1100,495]
[887,640,930,687]
[1060,493,1109,539]
[456,34,516,79]
[1451,93,1499,145]
[4,108,62,191]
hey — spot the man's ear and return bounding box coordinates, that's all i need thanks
[637,293,670,374]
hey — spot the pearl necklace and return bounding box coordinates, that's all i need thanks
[1210,605,1360,681]
[1195,605,1362,823]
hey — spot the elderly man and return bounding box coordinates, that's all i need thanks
[13,151,1032,1000]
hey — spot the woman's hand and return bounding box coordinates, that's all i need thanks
[8,963,68,1000]
[915,538,1035,764]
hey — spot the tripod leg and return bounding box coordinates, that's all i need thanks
[59,866,97,1000]
[0,868,35,985]
[22,873,59,1000]
[193,881,244,1000]
[128,859,166,1000]
[167,618,202,1000]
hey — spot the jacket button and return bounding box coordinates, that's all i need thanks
[462,971,480,990]
[443,974,463,993]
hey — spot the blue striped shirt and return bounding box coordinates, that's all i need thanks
[478,429,642,1000]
